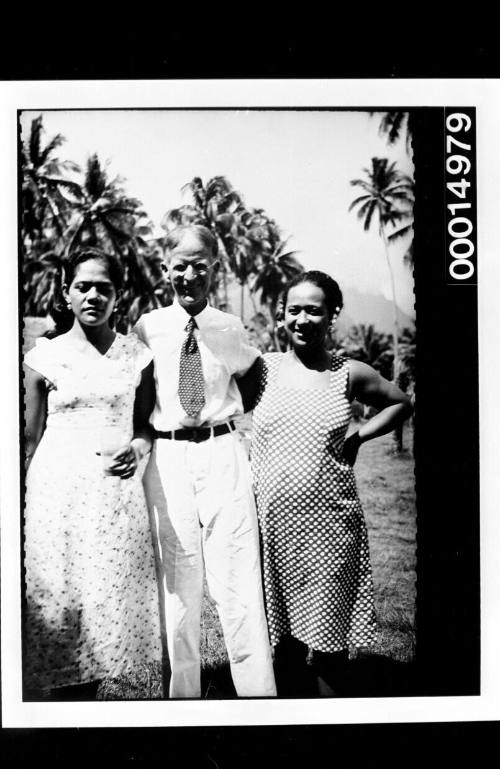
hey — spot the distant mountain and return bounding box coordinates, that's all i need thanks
[339,286,415,334]
[226,279,415,335]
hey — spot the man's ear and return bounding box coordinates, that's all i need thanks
[62,283,69,304]
[211,259,220,275]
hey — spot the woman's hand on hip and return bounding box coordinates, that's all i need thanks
[342,432,362,467]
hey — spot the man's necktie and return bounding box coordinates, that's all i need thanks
[178,317,206,417]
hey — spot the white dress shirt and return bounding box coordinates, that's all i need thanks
[134,300,260,431]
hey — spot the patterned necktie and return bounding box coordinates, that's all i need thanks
[178,316,206,417]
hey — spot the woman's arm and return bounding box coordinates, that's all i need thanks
[235,356,265,413]
[24,364,48,472]
[107,361,156,479]
[342,359,413,465]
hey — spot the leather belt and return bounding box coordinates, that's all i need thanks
[154,421,236,443]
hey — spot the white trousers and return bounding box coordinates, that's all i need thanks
[143,429,276,698]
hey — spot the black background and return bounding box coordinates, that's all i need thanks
[412,108,479,695]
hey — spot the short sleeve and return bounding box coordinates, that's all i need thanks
[24,337,59,386]
[234,320,260,377]
[133,315,148,346]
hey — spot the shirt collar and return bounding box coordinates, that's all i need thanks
[171,298,213,330]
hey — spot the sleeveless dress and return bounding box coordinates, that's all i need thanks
[251,351,376,653]
[23,333,162,695]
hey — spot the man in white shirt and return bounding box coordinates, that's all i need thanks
[135,224,276,698]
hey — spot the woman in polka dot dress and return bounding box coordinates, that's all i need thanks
[23,248,162,699]
[248,271,412,696]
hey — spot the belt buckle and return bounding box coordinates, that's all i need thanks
[189,427,204,443]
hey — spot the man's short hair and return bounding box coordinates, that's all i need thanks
[165,224,218,259]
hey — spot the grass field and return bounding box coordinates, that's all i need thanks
[23,318,416,699]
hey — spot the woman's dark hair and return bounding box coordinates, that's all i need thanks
[63,247,124,291]
[45,248,124,337]
[165,224,218,259]
[282,270,343,321]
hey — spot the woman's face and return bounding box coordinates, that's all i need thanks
[284,281,330,351]
[64,258,118,328]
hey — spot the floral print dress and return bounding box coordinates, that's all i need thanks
[23,333,162,695]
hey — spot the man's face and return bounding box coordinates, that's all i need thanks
[166,232,219,315]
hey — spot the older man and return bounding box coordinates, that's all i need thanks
[135,224,276,698]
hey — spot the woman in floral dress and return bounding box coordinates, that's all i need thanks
[23,248,162,700]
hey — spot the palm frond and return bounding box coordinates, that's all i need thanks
[348,194,371,212]
[363,199,379,232]
[40,133,65,165]
[388,222,414,243]
[28,116,43,166]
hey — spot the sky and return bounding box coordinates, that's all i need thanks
[21,109,415,316]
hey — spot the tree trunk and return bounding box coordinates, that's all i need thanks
[393,420,404,452]
[381,227,404,453]
[249,289,259,315]
[381,227,399,380]
[215,234,229,310]
[240,281,245,321]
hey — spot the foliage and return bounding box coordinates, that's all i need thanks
[349,157,413,235]
[388,212,414,267]
[338,323,393,379]
[339,323,415,386]
[373,110,411,155]
[372,111,415,265]
[63,154,164,330]
[349,157,414,384]
[21,118,165,332]
[162,176,304,345]
[21,116,82,254]
[22,120,302,343]
[162,175,245,309]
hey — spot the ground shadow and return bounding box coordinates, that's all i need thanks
[202,653,419,699]
[341,652,418,698]
[201,662,237,699]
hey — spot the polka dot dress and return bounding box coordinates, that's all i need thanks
[251,352,376,653]
[23,333,162,695]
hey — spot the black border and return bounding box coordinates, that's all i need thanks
[412,108,480,694]
[1,34,499,80]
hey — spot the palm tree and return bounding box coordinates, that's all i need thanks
[374,111,415,266]
[339,323,393,378]
[251,237,304,351]
[24,251,65,318]
[25,154,161,331]
[349,157,414,379]
[162,176,245,310]
[21,116,82,256]
[64,154,143,253]
[388,209,414,267]
[66,154,162,329]
[372,111,411,155]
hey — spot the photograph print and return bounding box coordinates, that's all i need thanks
[17,105,478,709]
